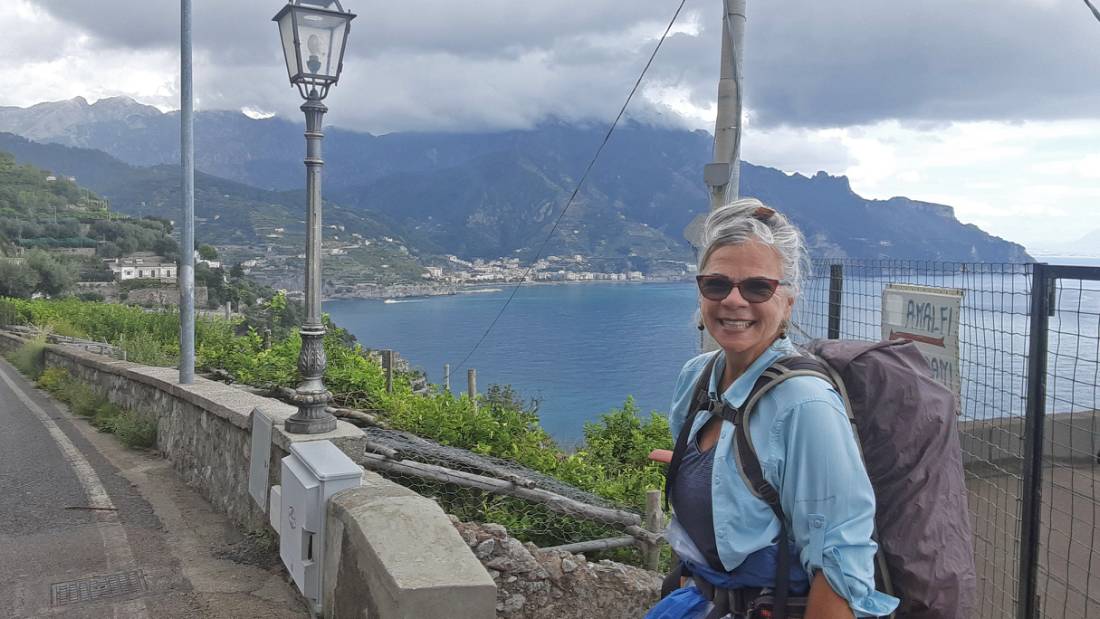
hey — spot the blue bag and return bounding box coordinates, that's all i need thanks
[643,584,709,619]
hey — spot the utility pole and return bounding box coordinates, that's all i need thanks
[179,0,196,383]
[704,0,747,209]
[699,0,747,352]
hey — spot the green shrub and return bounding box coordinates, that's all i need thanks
[118,332,178,367]
[6,334,48,379]
[69,389,103,417]
[37,366,71,394]
[33,364,157,448]
[91,401,122,431]
[104,409,157,449]
[0,298,24,325]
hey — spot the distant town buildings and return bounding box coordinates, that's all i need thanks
[429,254,650,283]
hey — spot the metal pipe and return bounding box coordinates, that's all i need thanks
[706,0,747,209]
[179,0,195,384]
[828,264,843,339]
[1018,262,1052,619]
[285,92,336,434]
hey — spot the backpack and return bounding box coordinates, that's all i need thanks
[664,338,976,619]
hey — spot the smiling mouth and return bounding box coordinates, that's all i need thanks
[718,319,756,329]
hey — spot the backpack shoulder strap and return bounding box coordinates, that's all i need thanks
[733,354,838,510]
[733,354,838,619]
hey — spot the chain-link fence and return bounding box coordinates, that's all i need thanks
[794,259,1100,619]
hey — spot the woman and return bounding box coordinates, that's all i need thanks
[648,199,898,619]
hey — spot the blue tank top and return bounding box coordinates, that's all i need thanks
[669,435,724,570]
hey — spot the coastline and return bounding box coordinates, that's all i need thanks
[323,275,693,302]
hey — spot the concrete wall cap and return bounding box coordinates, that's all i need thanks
[26,335,363,446]
[329,483,496,591]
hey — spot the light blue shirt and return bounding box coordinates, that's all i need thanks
[668,337,899,618]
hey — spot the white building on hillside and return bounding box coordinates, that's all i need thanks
[106,256,177,282]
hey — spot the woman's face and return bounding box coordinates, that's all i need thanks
[699,241,794,370]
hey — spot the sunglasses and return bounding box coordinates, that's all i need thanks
[695,275,784,303]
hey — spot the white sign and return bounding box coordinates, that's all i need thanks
[881,284,964,409]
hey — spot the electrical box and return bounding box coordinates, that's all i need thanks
[279,440,362,611]
[704,162,732,188]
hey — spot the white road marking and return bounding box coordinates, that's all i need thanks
[0,363,149,618]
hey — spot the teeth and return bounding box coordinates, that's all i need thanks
[720,319,754,328]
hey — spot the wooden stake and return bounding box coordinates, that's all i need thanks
[382,349,394,393]
[643,489,664,570]
[468,368,477,413]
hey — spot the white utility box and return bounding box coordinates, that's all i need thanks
[280,440,362,611]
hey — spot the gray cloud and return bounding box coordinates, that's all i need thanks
[26,0,1100,132]
[744,0,1100,127]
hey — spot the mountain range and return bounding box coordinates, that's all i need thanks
[0,96,1032,271]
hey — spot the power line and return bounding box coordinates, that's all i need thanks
[450,0,691,374]
[1085,0,1100,23]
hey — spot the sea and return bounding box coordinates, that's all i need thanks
[326,256,1100,446]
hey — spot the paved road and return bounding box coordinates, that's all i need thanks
[0,358,310,618]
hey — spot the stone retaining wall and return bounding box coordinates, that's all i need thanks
[0,329,363,532]
[453,519,661,618]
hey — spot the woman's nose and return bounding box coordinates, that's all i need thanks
[721,285,750,307]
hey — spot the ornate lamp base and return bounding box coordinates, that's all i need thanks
[285,391,336,434]
[285,325,336,434]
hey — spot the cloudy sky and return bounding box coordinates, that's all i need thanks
[2,0,1098,253]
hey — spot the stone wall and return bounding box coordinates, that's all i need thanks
[453,519,661,618]
[0,330,363,531]
[125,285,208,308]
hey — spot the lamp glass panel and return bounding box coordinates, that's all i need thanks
[294,10,347,79]
[276,9,300,80]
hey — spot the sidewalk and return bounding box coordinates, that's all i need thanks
[0,357,310,618]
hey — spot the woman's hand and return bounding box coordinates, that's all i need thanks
[805,571,854,619]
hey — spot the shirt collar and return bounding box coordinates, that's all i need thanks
[707,337,798,409]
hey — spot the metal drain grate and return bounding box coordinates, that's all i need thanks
[51,569,147,606]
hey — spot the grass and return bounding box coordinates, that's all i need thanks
[5,333,49,378]
[35,362,157,449]
[117,331,178,366]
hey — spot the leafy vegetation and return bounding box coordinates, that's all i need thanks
[0,151,185,300]
[37,365,157,448]
[0,295,672,558]
[4,332,48,378]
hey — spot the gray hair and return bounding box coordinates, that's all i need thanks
[697,198,809,299]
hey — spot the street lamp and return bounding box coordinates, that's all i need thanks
[273,0,355,434]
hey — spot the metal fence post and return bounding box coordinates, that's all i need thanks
[443,363,451,392]
[1019,262,1052,619]
[828,263,843,339]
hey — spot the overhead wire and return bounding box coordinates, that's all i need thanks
[1085,0,1100,23]
[449,0,691,373]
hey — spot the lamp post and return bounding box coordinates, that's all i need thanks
[273,0,355,434]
